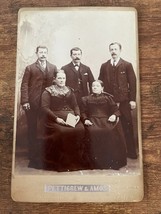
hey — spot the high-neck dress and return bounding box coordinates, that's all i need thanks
[37,85,88,171]
[81,92,127,170]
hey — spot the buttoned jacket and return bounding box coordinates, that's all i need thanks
[61,62,94,96]
[99,58,136,102]
[21,60,57,109]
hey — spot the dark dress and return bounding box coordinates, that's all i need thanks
[37,85,88,171]
[81,93,127,170]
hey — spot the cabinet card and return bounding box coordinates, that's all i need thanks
[12,7,143,202]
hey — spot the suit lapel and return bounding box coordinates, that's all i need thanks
[36,60,41,70]
[79,63,87,93]
[116,58,123,68]
[46,61,50,73]
[106,60,111,84]
[70,62,78,76]
[36,60,46,73]
[79,63,83,76]
[79,63,87,79]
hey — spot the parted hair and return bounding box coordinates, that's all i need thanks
[36,46,48,53]
[109,42,122,50]
[54,69,66,78]
[70,47,82,55]
[92,80,104,88]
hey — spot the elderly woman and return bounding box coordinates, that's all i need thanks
[36,70,88,171]
[81,80,127,170]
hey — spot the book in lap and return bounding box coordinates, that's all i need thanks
[11,7,143,202]
[66,113,79,127]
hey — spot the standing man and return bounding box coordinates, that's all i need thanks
[99,42,137,159]
[21,46,57,167]
[61,47,94,106]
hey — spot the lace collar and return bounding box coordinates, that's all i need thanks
[45,85,70,96]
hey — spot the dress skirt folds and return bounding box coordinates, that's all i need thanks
[81,93,127,170]
[36,85,89,171]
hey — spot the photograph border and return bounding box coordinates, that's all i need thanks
[11,6,143,202]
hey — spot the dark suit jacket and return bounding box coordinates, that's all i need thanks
[61,62,94,96]
[99,58,136,102]
[21,60,57,109]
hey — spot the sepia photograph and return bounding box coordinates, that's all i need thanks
[11,7,143,202]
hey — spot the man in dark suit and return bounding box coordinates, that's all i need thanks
[61,47,94,106]
[99,42,137,159]
[21,46,57,167]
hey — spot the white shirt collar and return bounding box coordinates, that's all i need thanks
[39,60,47,67]
[110,57,120,66]
[72,62,80,67]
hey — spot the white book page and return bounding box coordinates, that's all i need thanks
[66,113,77,127]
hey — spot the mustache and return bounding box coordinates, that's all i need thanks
[75,57,80,60]
[112,53,117,56]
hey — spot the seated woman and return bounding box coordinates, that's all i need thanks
[37,70,88,171]
[81,80,127,170]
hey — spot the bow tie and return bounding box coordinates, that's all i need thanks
[74,64,80,71]
[74,64,79,67]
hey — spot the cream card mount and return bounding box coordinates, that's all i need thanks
[11,7,143,202]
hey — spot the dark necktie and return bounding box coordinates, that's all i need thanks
[113,60,116,67]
